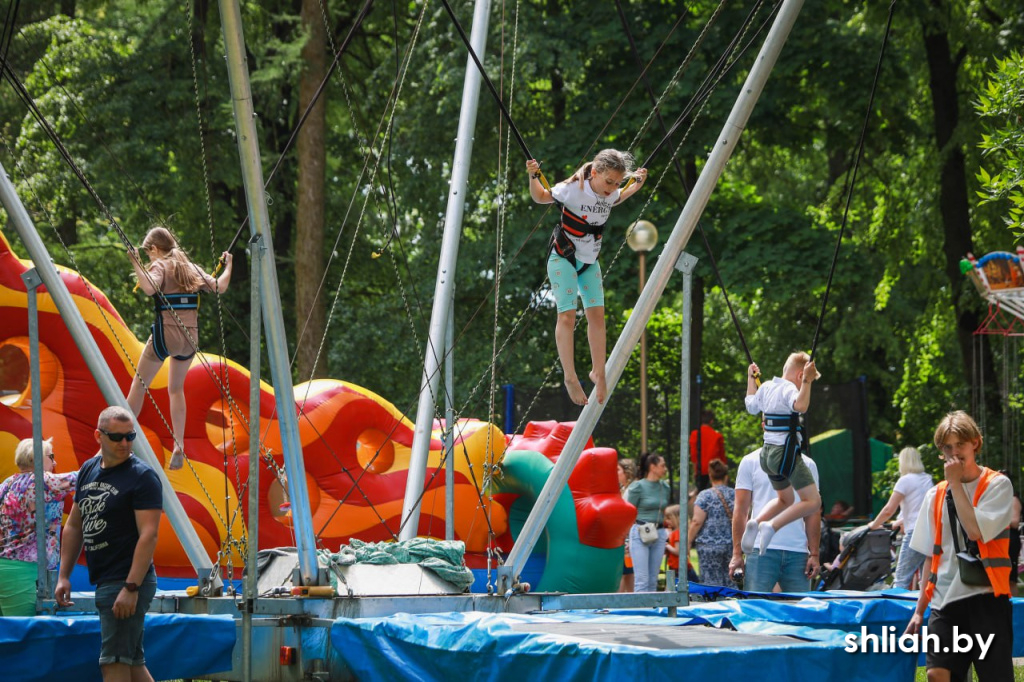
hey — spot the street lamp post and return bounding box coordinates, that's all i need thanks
[627,220,659,454]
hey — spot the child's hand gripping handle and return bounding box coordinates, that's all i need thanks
[748,362,761,388]
[621,168,648,193]
[526,159,552,192]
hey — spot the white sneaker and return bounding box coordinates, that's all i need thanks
[740,519,759,554]
[758,522,776,556]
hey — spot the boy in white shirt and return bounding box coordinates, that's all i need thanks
[740,352,821,555]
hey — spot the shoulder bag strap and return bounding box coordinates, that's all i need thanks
[713,486,733,518]
[945,488,969,554]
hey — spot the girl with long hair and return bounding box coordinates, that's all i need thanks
[126,226,232,470]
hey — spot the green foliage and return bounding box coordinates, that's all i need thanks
[975,51,1024,239]
[1,0,1022,465]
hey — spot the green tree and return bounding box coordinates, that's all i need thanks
[975,51,1024,239]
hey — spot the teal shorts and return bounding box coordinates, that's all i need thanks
[547,252,604,313]
[760,443,815,492]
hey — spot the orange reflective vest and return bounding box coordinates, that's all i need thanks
[923,467,1012,603]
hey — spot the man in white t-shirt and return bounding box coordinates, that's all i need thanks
[730,448,821,592]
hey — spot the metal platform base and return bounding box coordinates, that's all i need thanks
[44,588,689,682]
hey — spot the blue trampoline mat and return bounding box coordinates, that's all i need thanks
[0,612,236,682]
[330,594,1024,682]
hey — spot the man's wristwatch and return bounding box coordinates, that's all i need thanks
[123,581,139,593]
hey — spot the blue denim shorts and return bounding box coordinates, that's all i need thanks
[95,568,157,667]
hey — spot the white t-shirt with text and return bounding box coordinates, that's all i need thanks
[549,180,620,264]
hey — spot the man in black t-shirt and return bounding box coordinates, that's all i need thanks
[55,406,162,682]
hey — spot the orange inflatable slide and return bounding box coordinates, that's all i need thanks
[0,229,634,591]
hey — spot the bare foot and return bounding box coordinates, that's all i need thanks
[564,377,589,406]
[169,450,185,471]
[589,370,607,404]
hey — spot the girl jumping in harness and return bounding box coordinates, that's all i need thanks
[126,226,233,470]
[740,352,821,555]
[526,150,648,406]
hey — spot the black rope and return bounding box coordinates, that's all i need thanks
[809,0,897,359]
[1,61,133,250]
[639,0,776,171]
[0,0,20,70]
[222,0,375,256]
[437,0,534,163]
[614,0,758,370]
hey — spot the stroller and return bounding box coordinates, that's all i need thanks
[817,525,893,591]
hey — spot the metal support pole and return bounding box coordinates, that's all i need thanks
[401,0,493,541]
[639,251,649,454]
[242,234,263,682]
[218,0,318,583]
[676,252,698,597]
[445,298,455,541]
[23,269,49,607]
[0,162,218,590]
[497,0,806,590]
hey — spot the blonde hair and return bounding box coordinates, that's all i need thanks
[933,410,983,452]
[141,226,208,293]
[664,504,680,523]
[783,351,820,380]
[618,458,637,486]
[570,149,637,184]
[14,437,53,469]
[898,446,925,476]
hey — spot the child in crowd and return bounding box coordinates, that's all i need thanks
[618,458,637,593]
[664,504,681,582]
[526,150,648,406]
[127,226,232,470]
[741,352,821,555]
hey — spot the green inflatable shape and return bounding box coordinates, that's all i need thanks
[495,449,623,593]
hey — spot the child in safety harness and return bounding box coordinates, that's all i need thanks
[526,150,648,406]
[127,226,233,470]
[740,352,821,555]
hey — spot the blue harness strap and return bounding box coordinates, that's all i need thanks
[154,293,199,311]
[764,412,805,483]
[151,293,199,362]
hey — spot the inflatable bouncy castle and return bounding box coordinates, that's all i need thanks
[0,230,635,592]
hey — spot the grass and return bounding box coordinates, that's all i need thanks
[915,664,1024,680]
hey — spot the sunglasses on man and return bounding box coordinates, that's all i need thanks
[98,428,137,443]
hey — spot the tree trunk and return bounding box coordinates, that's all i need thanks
[57,195,77,245]
[920,4,999,419]
[294,0,327,380]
